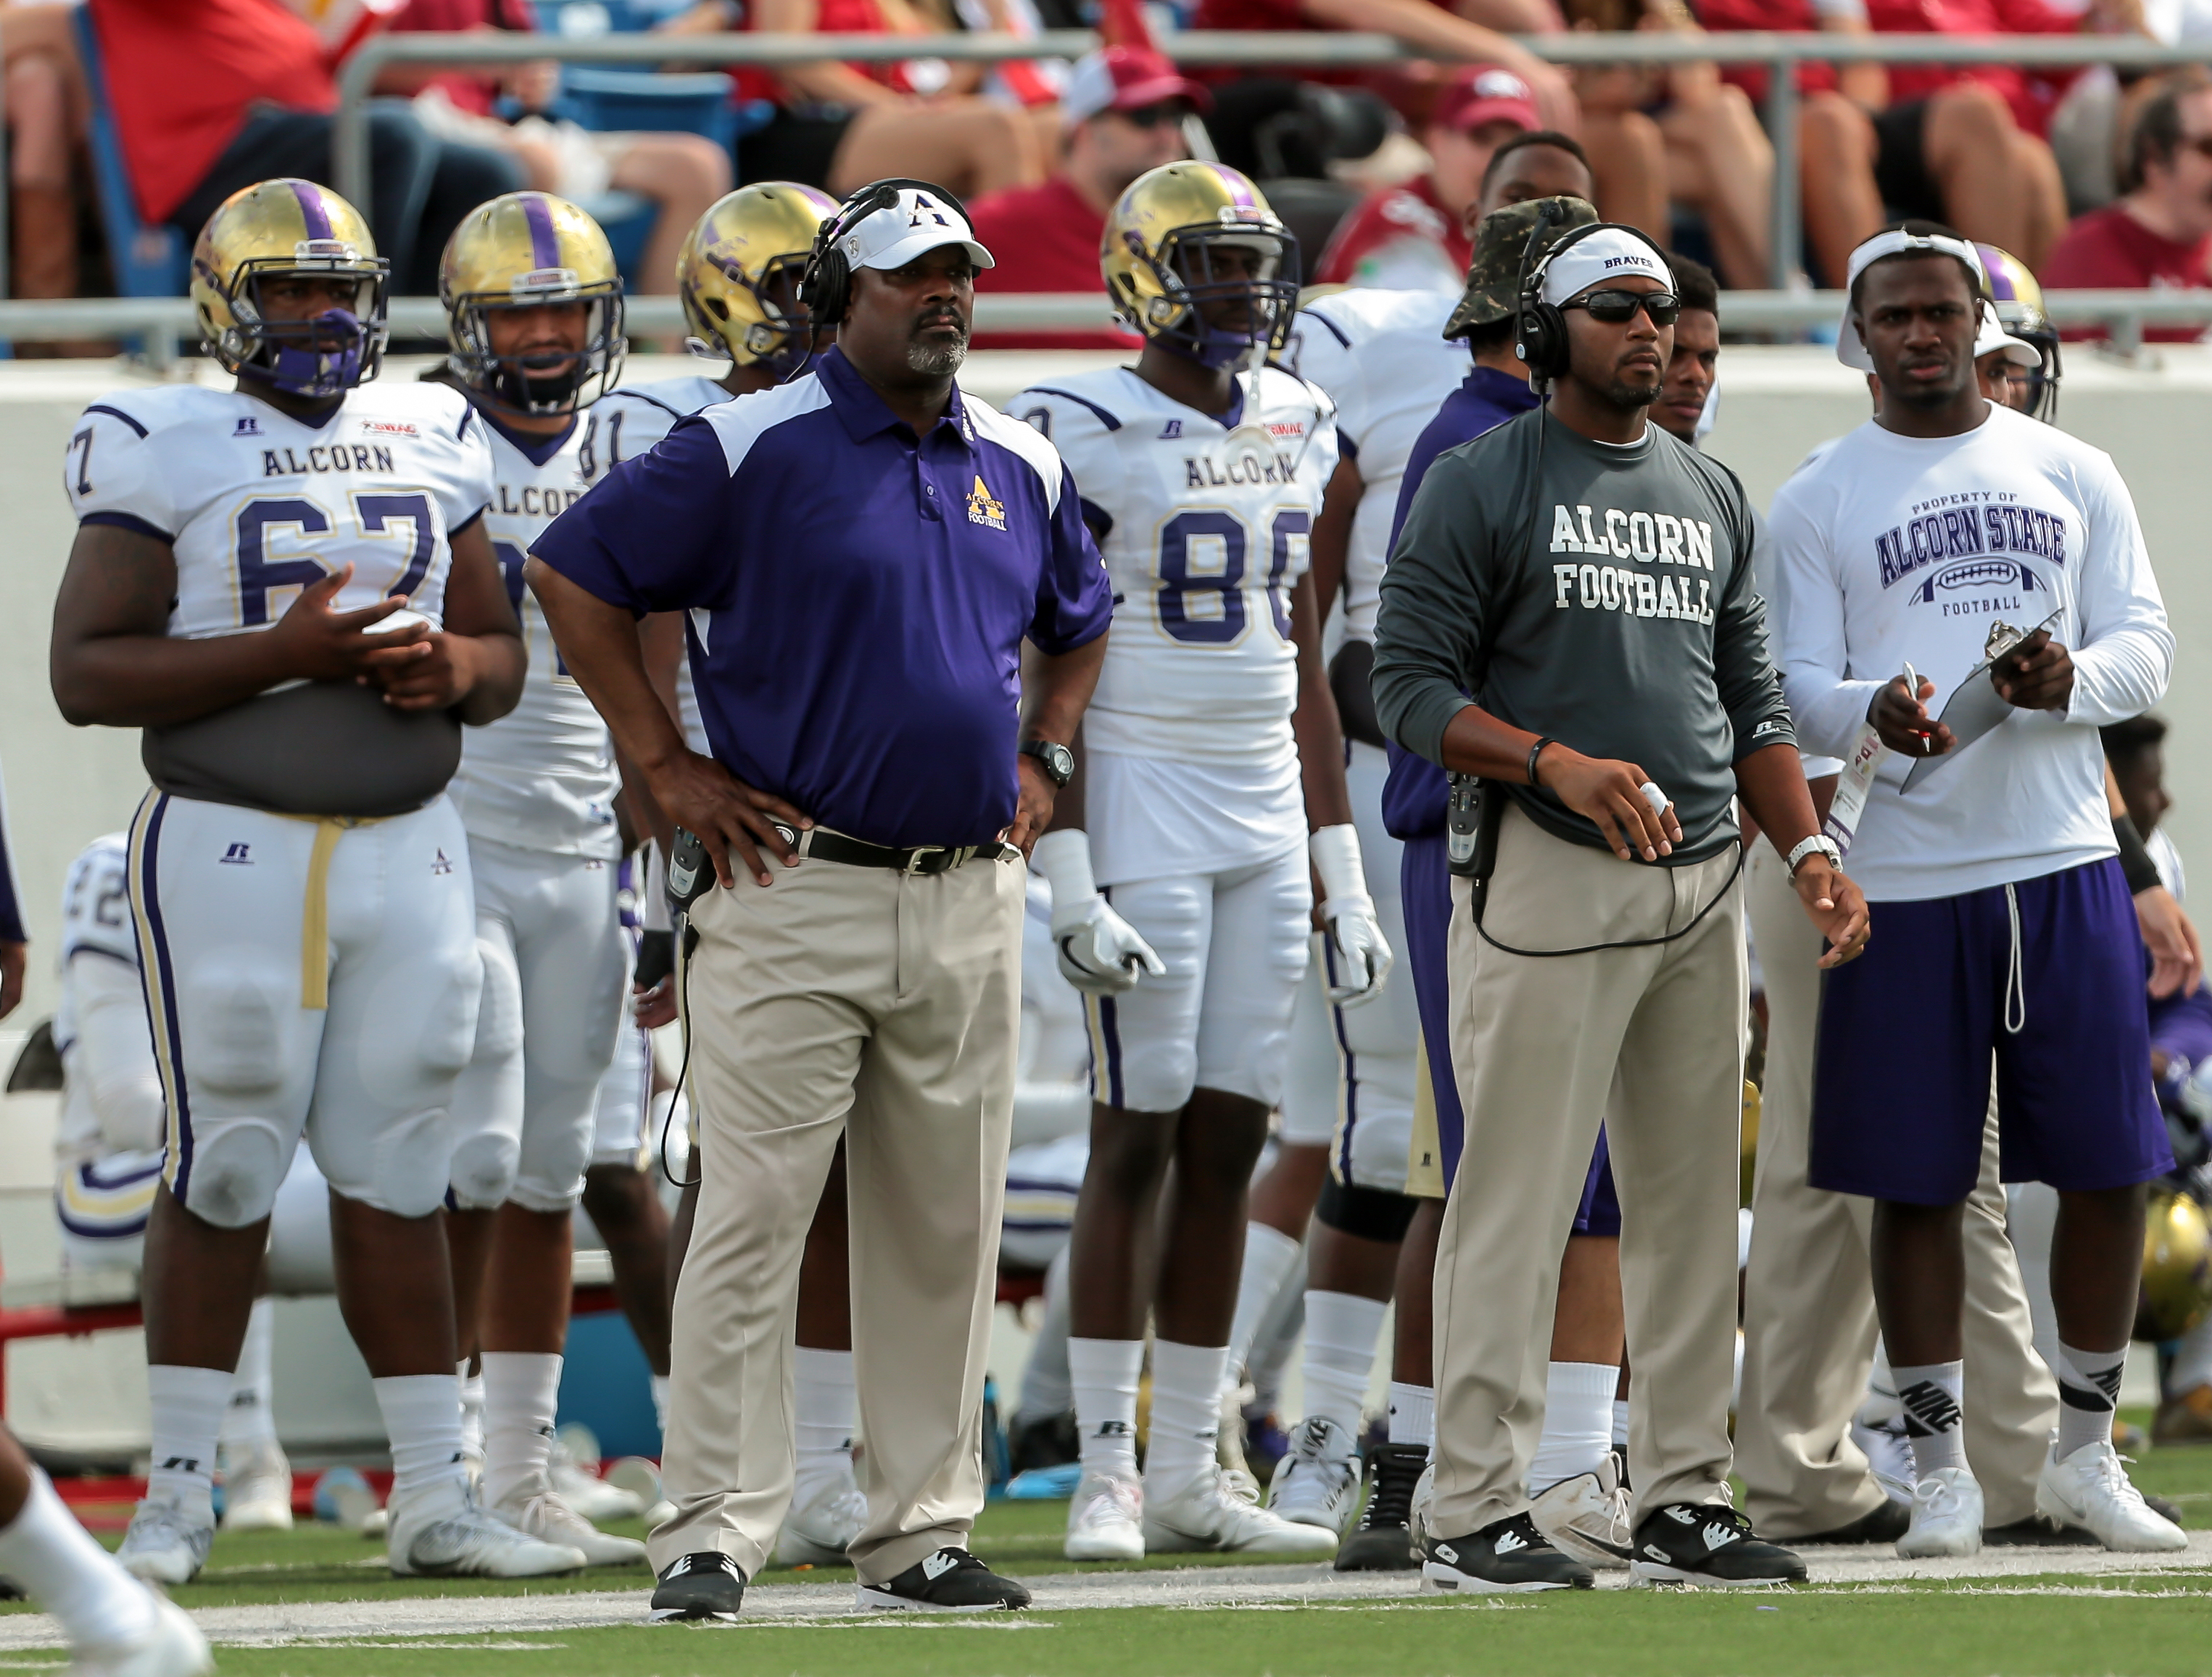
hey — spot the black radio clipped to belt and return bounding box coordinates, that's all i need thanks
[1446,774,1509,927]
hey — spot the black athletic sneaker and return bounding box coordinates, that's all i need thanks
[1983,1515,2095,1548]
[1008,1410,1080,1474]
[856,1547,1032,1612]
[1631,1503,1805,1586]
[1422,1514,1594,1592]
[1335,1443,1428,1572]
[650,1552,745,1622]
[1797,1499,1910,1545]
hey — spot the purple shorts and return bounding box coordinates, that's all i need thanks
[1810,856,2171,1204]
[1403,834,1618,1235]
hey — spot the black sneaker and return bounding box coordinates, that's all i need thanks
[1422,1513,1594,1592]
[650,1552,745,1622]
[1335,1443,1428,1572]
[856,1546,1032,1612]
[1797,1499,1910,1545]
[1631,1503,1805,1586]
[1984,1514,2095,1547]
[1008,1410,1080,1474]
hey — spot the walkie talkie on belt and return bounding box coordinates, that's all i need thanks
[1446,774,1508,926]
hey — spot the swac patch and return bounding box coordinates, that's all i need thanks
[966,475,1007,531]
[361,421,418,438]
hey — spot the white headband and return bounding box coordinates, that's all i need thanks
[1836,228,1987,370]
[1539,227,1671,307]
[1973,298,2039,368]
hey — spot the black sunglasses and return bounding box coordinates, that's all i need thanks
[1562,289,1683,326]
[1116,103,1188,129]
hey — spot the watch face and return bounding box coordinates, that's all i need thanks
[1030,741,1073,784]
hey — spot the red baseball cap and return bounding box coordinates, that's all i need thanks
[1061,45,1213,125]
[1430,64,1541,136]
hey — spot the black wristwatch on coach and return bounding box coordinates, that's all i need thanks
[1020,739,1074,788]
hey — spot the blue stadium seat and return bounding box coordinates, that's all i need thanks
[71,7,189,297]
[579,189,657,286]
[553,66,745,150]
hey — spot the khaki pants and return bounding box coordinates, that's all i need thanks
[1737,843,2055,1537]
[1434,803,1745,1533]
[653,850,1025,1584]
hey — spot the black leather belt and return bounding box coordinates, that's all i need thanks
[774,824,1017,875]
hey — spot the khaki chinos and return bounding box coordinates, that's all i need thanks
[1737,842,2056,1537]
[1432,801,1746,1534]
[651,843,1027,1585]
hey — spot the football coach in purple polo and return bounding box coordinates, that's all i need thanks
[526,179,1112,1620]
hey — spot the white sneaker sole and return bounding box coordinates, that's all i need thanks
[1628,1560,1800,1588]
[1896,1525,1981,1558]
[221,1499,294,1534]
[1064,1525,1146,1562]
[854,1585,1019,1613]
[1422,1560,1581,1594]
[116,1551,199,1589]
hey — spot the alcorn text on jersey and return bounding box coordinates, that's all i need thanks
[447,413,621,858]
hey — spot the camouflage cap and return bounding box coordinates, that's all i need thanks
[1443,195,1599,341]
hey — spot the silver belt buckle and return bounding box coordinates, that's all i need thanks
[903,845,949,876]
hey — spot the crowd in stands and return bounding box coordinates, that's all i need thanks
[0,0,2205,332]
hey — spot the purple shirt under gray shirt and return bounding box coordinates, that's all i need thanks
[534,347,1114,850]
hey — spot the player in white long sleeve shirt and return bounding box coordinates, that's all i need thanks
[1769,225,2182,1560]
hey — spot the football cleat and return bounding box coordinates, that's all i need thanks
[64,1591,212,1677]
[1896,1467,1983,1558]
[549,1433,645,1524]
[650,1552,745,1623]
[1064,1470,1146,1562]
[1422,1514,1594,1592]
[1530,1455,1632,1569]
[1796,1499,1910,1545]
[856,1547,1030,1612]
[489,1478,647,1568]
[1631,1502,1805,1586]
[1849,1415,1915,1508]
[777,1462,869,1565]
[218,1438,294,1533]
[386,1484,587,1578]
[1143,1466,1338,1557]
[1267,1416,1363,1535]
[2034,1439,2187,1552]
[115,1500,213,1588]
[1333,1441,1428,1572]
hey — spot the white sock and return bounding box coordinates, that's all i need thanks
[220,1298,278,1452]
[1387,1381,1434,1449]
[1224,1223,1304,1395]
[0,1470,157,1652]
[145,1365,229,1523]
[1892,1360,1967,1478]
[1146,1340,1229,1495]
[2171,1309,2212,1395]
[1248,1283,1306,1415]
[793,1347,857,1496]
[373,1372,468,1513]
[1015,1247,1074,1425]
[457,1359,486,1469]
[2055,1341,2128,1460]
[1070,1337,1143,1480]
[1529,1362,1619,1493]
[651,1373,671,1436]
[1300,1291,1387,1439]
[1612,1397,1630,1452]
[479,1351,560,1508]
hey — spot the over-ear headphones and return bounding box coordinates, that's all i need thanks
[795,177,969,347]
[1515,217,1639,393]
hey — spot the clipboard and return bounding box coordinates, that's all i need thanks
[1901,610,2063,792]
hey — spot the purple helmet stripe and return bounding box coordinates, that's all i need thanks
[291,180,334,241]
[1217,165,1256,211]
[521,194,561,272]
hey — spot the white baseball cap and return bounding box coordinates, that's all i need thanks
[1836,227,1986,371]
[837,186,995,274]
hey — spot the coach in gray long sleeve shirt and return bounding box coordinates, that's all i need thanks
[1364,219,1867,1592]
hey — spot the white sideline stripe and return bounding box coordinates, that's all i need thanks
[0,1537,2206,1649]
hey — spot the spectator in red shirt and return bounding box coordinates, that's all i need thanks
[2044,73,2212,339]
[90,0,525,296]
[967,46,1204,349]
[1314,64,1537,289]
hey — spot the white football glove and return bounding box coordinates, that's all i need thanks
[1032,829,1166,996]
[1312,824,1393,1008]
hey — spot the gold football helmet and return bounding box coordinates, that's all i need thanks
[1101,162,1298,369]
[677,182,840,379]
[441,191,626,415]
[1976,242,2060,422]
[191,178,389,397]
[2139,1188,2212,1344]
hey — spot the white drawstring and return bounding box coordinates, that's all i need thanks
[2003,882,2027,1035]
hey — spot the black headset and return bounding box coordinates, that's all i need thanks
[1515,215,1647,393]
[795,177,969,344]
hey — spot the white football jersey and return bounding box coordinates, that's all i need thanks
[52,832,147,1165]
[447,415,621,858]
[583,373,737,753]
[65,382,494,639]
[1014,365,1339,768]
[1287,291,1466,645]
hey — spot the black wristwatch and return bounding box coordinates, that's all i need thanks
[1020,738,1074,788]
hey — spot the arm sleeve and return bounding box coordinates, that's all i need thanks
[1772,473,1884,760]
[530,415,741,615]
[67,954,163,1155]
[1029,461,1115,655]
[66,402,178,540]
[1707,471,1797,759]
[1372,450,1493,766]
[2064,450,2173,726]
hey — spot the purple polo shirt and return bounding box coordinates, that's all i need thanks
[534,347,1111,848]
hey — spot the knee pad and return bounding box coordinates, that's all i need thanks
[178,1116,290,1229]
[446,1125,521,1212]
[469,937,524,1068]
[1315,1174,1418,1243]
[181,951,294,1101]
[509,1105,592,1214]
[333,1104,463,1220]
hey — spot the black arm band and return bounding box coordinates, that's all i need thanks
[1527,737,1555,788]
[2114,812,2163,896]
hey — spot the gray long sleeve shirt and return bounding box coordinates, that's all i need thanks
[1372,407,1794,865]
